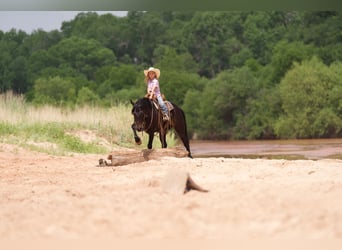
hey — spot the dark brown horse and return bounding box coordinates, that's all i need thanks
[131,97,192,158]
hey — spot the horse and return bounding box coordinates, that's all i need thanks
[131,97,192,158]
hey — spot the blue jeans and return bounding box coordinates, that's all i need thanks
[157,95,168,115]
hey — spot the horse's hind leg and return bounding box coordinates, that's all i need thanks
[159,129,167,148]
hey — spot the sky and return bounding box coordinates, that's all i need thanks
[0,11,128,33]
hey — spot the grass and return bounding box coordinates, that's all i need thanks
[0,92,176,155]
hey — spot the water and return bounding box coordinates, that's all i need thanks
[190,139,342,160]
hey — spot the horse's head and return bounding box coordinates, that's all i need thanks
[131,98,151,132]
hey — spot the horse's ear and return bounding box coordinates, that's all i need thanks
[130,100,135,106]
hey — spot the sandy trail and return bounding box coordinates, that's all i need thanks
[0,143,341,239]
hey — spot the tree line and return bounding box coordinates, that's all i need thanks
[0,11,341,139]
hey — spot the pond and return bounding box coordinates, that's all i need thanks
[190,138,342,160]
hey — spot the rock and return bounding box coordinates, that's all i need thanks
[161,169,209,194]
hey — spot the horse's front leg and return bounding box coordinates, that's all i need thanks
[147,132,154,149]
[159,129,168,148]
[131,123,142,145]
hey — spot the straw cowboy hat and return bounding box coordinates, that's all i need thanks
[144,67,160,79]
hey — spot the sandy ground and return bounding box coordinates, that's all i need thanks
[0,143,342,239]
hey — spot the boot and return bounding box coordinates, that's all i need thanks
[163,113,170,121]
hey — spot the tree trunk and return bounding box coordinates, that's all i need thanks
[98,147,188,167]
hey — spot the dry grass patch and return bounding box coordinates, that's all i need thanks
[0,92,176,154]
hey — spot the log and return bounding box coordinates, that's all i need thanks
[98,147,188,167]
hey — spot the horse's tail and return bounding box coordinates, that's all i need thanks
[180,108,189,140]
[176,105,192,158]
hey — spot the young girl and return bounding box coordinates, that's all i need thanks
[144,67,169,121]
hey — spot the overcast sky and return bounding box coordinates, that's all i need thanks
[0,11,128,33]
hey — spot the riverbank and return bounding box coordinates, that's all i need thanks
[190,139,342,160]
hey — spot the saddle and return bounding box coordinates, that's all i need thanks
[152,99,174,113]
[145,93,174,113]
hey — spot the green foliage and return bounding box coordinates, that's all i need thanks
[47,36,116,80]
[214,67,259,139]
[154,46,198,73]
[98,64,139,92]
[1,11,342,140]
[159,70,203,106]
[33,76,76,105]
[275,57,342,138]
[184,12,238,77]
[77,87,100,106]
[182,89,202,137]
[243,11,287,65]
[235,87,281,139]
[96,64,140,103]
[0,30,29,93]
[302,11,341,46]
[270,40,317,83]
[184,67,259,139]
[183,84,227,139]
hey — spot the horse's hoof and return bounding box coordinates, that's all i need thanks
[134,137,142,145]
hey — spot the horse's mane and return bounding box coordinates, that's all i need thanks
[131,97,152,114]
[138,97,151,105]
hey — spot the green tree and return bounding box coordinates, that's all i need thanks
[33,76,76,105]
[159,70,203,106]
[213,67,259,139]
[275,57,342,138]
[153,45,198,73]
[0,29,29,93]
[61,12,132,60]
[183,67,259,139]
[76,87,100,106]
[243,11,288,65]
[302,11,340,46]
[47,36,116,80]
[270,40,316,83]
[96,64,139,99]
[183,84,226,139]
[235,87,281,139]
[129,11,168,64]
[24,29,62,53]
[184,12,238,78]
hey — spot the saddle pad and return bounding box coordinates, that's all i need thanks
[165,101,174,111]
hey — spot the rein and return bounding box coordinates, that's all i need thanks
[143,100,155,131]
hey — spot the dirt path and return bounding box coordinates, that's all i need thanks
[0,143,341,239]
